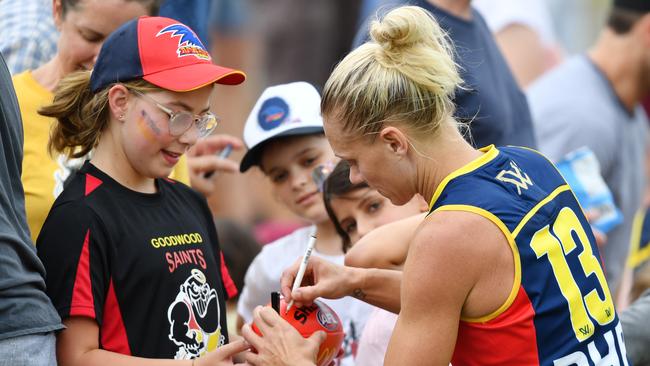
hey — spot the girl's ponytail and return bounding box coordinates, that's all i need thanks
[39,71,110,159]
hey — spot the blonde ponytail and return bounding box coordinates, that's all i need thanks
[39,71,110,159]
[40,72,161,159]
[322,5,462,139]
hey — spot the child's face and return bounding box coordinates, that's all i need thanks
[331,188,426,244]
[260,135,336,223]
[121,85,213,179]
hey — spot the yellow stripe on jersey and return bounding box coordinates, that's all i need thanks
[627,209,650,269]
[514,146,593,219]
[512,184,571,238]
[434,204,521,323]
[428,145,500,211]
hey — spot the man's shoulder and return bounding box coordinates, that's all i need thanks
[528,57,601,103]
[528,57,616,127]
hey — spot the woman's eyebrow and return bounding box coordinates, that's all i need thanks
[357,192,374,208]
[292,147,315,160]
[79,26,105,39]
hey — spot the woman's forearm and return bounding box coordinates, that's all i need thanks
[347,267,402,314]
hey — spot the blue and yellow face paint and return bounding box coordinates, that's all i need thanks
[136,110,163,143]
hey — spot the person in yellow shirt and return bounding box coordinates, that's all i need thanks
[14,0,242,242]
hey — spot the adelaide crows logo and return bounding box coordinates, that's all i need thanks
[257,97,289,131]
[157,24,210,60]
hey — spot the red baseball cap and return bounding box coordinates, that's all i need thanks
[90,16,245,93]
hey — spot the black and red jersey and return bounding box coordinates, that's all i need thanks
[37,162,237,360]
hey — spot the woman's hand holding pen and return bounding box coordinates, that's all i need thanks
[187,134,243,196]
[279,256,356,309]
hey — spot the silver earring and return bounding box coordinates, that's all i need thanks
[119,114,125,121]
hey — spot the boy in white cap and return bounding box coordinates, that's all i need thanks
[237,82,370,365]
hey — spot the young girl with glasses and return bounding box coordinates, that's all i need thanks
[36,16,250,365]
[14,0,243,245]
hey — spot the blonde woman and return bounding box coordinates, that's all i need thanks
[242,6,628,366]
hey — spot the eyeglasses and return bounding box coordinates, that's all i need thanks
[129,89,220,138]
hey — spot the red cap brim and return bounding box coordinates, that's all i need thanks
[143,63,246,92]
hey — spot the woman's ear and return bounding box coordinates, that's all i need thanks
[52,0,63,30]
[379,126,409,157]
[107,85,130,122]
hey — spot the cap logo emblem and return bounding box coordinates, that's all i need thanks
[157,24,210,61]
[258,97,289,131]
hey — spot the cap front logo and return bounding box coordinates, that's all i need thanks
[257,97,289,131]
[157,24,210,61]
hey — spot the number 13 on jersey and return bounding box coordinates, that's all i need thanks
[531,207,615,342]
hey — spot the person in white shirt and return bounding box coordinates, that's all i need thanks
[237,82,370,365]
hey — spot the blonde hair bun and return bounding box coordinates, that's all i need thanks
[370,6,436,53]
[322,5,462,139]
[367,6,459,96]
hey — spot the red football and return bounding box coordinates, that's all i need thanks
[252,298,345,366]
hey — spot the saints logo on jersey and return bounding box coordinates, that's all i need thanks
[167,269,224,359]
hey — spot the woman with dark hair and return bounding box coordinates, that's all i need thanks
[321,159,426,366]
[322,161,369,252]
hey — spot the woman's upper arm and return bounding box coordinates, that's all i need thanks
[384,211,496,365]
[345,213,425,269]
